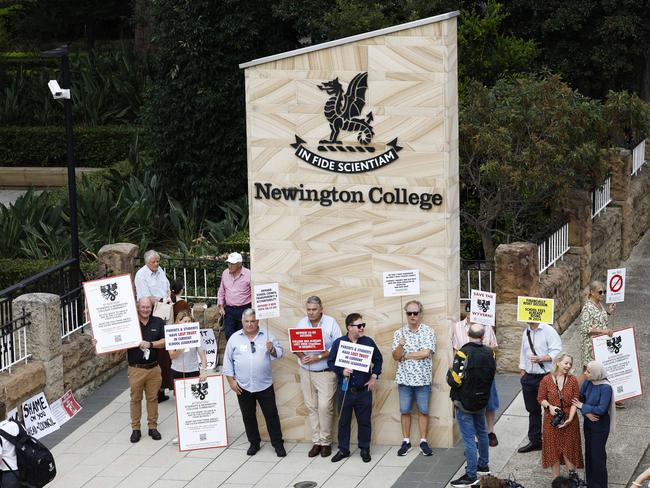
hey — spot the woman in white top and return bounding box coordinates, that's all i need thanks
[0,404,20,488]
[169,310,208,383]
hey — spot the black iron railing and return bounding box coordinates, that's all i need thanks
[0,307,31,372]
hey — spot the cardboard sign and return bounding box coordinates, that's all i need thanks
[383,269,420,297]
[175,375,228,451]
[254,283,280,320]
[470,289,496,327]
[517,296,554,324]
[50,389,82,427]
[84,274,143,353]
[606,268,626,304]
[6,408,18,422]
[289,328,325,353]
[200,328,218,370]
[165,322,201,350]
[593,327,642,401]
[22,392,59,439]
[334,341,375,373]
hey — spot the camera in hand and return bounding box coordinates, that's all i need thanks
[550,408,567,427]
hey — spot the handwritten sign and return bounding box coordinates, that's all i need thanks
[517,296,554,324]
[470,289,496,327]
[22,392,59,439]
[383,269,420,297]
[50,389,82,427]
[200,328,218,370]
[6,407,18,422]
[289,328,325,353]
[334,341,375,373]
[606,267,626,304]
[254,283,280,320]
[165,322,201,350]
[593,327,642,401]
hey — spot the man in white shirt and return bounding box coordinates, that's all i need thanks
[134,250,170,303]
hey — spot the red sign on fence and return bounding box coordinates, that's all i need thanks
[288,328,325,353]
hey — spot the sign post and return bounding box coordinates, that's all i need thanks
[517,296,554,324]
[383,269,421,336]
[470,289,496,327]
[606,268,626,304]
[592,327,642,401]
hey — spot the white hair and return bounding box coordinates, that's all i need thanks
[241,308,256,321]
[144,250,160,264]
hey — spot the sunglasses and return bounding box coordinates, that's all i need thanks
[250,341,256,353]
[351,323,366,329]
[406,311,420,316]
[597,290,605,295]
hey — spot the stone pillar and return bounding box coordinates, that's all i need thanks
[98,243,139,277]
[12,293,64,400]
[566,189,592,290]
[495,242,539,372]
[609,148,633,260]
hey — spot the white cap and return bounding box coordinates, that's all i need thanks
[226,252,243,264]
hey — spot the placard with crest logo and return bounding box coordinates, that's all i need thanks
[470,289,496,327]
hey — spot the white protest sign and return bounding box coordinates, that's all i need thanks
[6,407,18,422]
[592,327,642,401]
[334,341,375,373]
[165,322,201,350]
[606,268,626,304]
[84,274,142,354]
[200,328,218,370]
[383,269,420,297]
[470,289,497,327]
[22,392,59,439]
[175,375,228,451]
[254,283,280,320]
[50,390,82,427]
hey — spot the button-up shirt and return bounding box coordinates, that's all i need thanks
[328,335,383,389]
[519,323,562,374]
[134,265,170,301]
[295,314,342,371]
[392,324,436,386]
[451,319,498,351]
[217,267,252,307]
[222,329,283,393]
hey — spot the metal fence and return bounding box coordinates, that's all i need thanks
[592,176,612,219]
[538,222,570,274]
[632,140,646,176]
[0,308,31,372]
[460,260,495,306]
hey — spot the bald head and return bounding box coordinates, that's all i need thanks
[467,323,485,342]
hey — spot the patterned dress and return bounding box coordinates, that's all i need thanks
[537,374,584,469]
[579,300,609,365]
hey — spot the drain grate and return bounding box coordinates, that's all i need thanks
[293,482,318,488]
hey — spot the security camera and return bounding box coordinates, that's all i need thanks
[48,80,70,100]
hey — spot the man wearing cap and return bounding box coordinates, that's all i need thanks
[294,296,342,458]
[217,252,252,339]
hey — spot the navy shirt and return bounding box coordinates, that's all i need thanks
[328,334,383,388]
[579,381,613,416]
[126,316,165,364]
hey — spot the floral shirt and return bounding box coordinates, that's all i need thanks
[579,300,609,364]
[392,324,436,386]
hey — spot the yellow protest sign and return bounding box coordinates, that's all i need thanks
[517,296,554,324]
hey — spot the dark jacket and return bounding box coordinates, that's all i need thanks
[447,341,496,412]
[328,334,383,388]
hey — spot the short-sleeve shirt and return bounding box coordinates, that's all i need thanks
[451,319,498,351]
[126,316,165,364]
[392,324,436,386]
[134,265,170,301]
[170,343,206,373]
[0,420,19,470]
[294,314,342,371]
[579,300,609,364]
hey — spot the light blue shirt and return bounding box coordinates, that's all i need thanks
[295,314,342,371]
[223,329,283,392]
[134,265,170,301]
[518,323,562,374]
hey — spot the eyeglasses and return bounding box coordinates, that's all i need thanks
[406,311,420,316]
[351,323,366,329]
[597,290,605,295]
[250,341,256,353]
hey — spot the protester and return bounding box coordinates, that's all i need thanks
[451,311,500,447]
[517,321,562,453]
[223,308,286,457]
[572,360,616,488]
[170,279,190,319]
[126,298,166,442]
[328,313,383,463]
[217,252,252,339]
[537,353,583,479]
[0,403,19,488]
[169,310,208,383]
[293,296,342,458]
[631,465,650,487]
[447,323,496,488]
[391,299,436,456]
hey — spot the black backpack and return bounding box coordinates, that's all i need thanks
[0,419,56,488]
[448,343,496,412]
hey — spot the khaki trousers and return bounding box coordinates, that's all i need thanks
[128,365,162,430]
[299,367,338,445]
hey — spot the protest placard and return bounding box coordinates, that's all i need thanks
[334,341,375,373]
[470,289,496,327]
[175,375,228,451]
[22,392,59,439]
[200,328,217,370]
[606,267,626,304]
[165,322,201,350]
[517,296,554,324]
[382,270,420,297]
[254,283,280,320]
[50,389,82,427]
[593,327,642,401]
[6,407,17,422]
[84,274,142,353]
[288,328,325,353]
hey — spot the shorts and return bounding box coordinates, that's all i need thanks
[486,379,499,412]
[398,384,431,414]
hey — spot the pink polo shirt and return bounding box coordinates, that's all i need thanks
[217,267,252,306]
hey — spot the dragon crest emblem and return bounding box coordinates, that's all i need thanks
[476,299,490,313]
[318,72,374,145]
[606,336,622,354]
[100,283,118,301]
[191,381,209,400]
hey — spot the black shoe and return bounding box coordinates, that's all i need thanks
[158,391,170,403]
[450,474,479,487]
[247,444,261,456]
[331,450,349,462]
[488,432,499,447]
[148,428,162,440]
[275,445,287,457]
[477,465,491,475]
[517,442,542,453]
[360,449,371,463]
[130,430,141,443]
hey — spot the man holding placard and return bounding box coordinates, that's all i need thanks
[294,296,342,458]
[328,313,383,463]
[217,252,252,339]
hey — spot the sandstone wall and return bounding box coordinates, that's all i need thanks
[630,169,650,246]
[539,255,581,334]
[590,208,623,284]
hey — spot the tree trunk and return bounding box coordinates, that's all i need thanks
[479,225,495,261]
[641,53,650,102]
[134,0,153,55]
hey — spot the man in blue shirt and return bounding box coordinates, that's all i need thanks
[223,308,286,457]
[327,313,383,463]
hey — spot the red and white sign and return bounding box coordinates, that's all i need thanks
[592,326,642,401]
[606,268,626,303]
[50,390,82,427]
[254,283,280,320]
[288,328,325,353]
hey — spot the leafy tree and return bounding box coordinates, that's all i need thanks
[603,90,650,149]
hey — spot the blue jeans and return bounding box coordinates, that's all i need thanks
[398,384,431,414]
[455,406,489,478]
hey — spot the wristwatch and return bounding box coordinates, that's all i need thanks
[371,374,378,379]
[149,341,154,349]
[317,354,323,360]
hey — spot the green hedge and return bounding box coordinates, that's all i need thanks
[0,258,99,291]
[0,126,137,167]
[215,231,249,254]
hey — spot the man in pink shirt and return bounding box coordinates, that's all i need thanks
[217,252,252,339]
